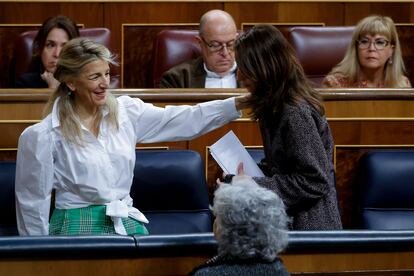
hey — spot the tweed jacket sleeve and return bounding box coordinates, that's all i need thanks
[254,104,334,211]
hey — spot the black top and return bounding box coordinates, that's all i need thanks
[189,255,290,276]
[15,72,48,88]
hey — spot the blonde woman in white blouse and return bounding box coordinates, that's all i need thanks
[15,38,245,236]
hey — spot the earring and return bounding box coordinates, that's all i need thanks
[67,91,72,96]
[389,58,393,65]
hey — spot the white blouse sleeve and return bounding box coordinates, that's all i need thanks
[118,96,241,143]
[15,122,54,236]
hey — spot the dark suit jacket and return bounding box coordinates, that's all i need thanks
[159,57,241,88]
[15,72,48,88]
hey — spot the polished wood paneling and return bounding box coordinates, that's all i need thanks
[122,24,198,88]
[330,119,414,145]
[0,25,43,88]
[0,121,34,148]
[284,251,414,273]
[0,251,414,276]
[3,88,414,119]
[104,2,221,55]
[241,22,325,40]
[396,25,414,84]
[0,3,103,26]
[226,2,343,27]
[0,89,49,120]
[1,88,414,228]
[344,3,413,25]
[0,257,206,276]
[2,2,414,87]
[0,2,102,88]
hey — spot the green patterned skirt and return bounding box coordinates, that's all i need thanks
[49,205,149,235]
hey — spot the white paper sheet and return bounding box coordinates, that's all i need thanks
[210,130,264,177]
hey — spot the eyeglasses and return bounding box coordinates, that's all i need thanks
[200,37,235,53]
[357,38,390,50]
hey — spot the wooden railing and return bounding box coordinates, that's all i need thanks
[1,231,414,276]
[1,88,414,228]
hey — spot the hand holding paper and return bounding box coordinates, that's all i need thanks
[210,131,264,177]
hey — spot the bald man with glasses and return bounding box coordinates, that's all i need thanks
[159,10,242,88]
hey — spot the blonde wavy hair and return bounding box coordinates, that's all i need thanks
[44,37,118,145]
[328,15,407,87]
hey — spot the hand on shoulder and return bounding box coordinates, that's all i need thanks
[234,94,250,110]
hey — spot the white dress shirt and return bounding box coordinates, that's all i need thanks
[204,62,238,88]
[15,95,240,236]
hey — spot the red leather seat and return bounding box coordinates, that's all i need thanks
[13,28,120,88]
[287,26,355,87]
[151,29,200,88]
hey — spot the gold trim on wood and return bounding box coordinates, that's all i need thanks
[234,118,254,122]
[0,23,84,28]
[245,145,264,149]
[0,24,42,27]
[395,23,414,26]
[1,0,411,2]
[328,117,414,121]
[136,146,169,150]
[0,120,40,123]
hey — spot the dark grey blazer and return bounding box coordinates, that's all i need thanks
[190,256,290,276]
[159,57,241,88]
[254,103,343,230]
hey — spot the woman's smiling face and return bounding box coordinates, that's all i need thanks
[68,59,110,111]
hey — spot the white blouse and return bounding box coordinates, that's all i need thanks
[15,95,240,236]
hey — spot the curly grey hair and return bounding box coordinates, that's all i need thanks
[213,175,289,261]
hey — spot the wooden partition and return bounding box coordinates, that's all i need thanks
[1,88,414,228]
[1,231,414,275]
[1,1,414,88]
[122,24,198,88]
[1,251,414,276]
[0,24,41,88]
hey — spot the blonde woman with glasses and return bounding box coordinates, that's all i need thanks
[322,15,411,88]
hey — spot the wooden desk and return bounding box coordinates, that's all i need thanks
[1,231,414,276]
[1,88,414,228]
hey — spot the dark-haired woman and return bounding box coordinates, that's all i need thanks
[15,15,79,88]
[235,24,342,230]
